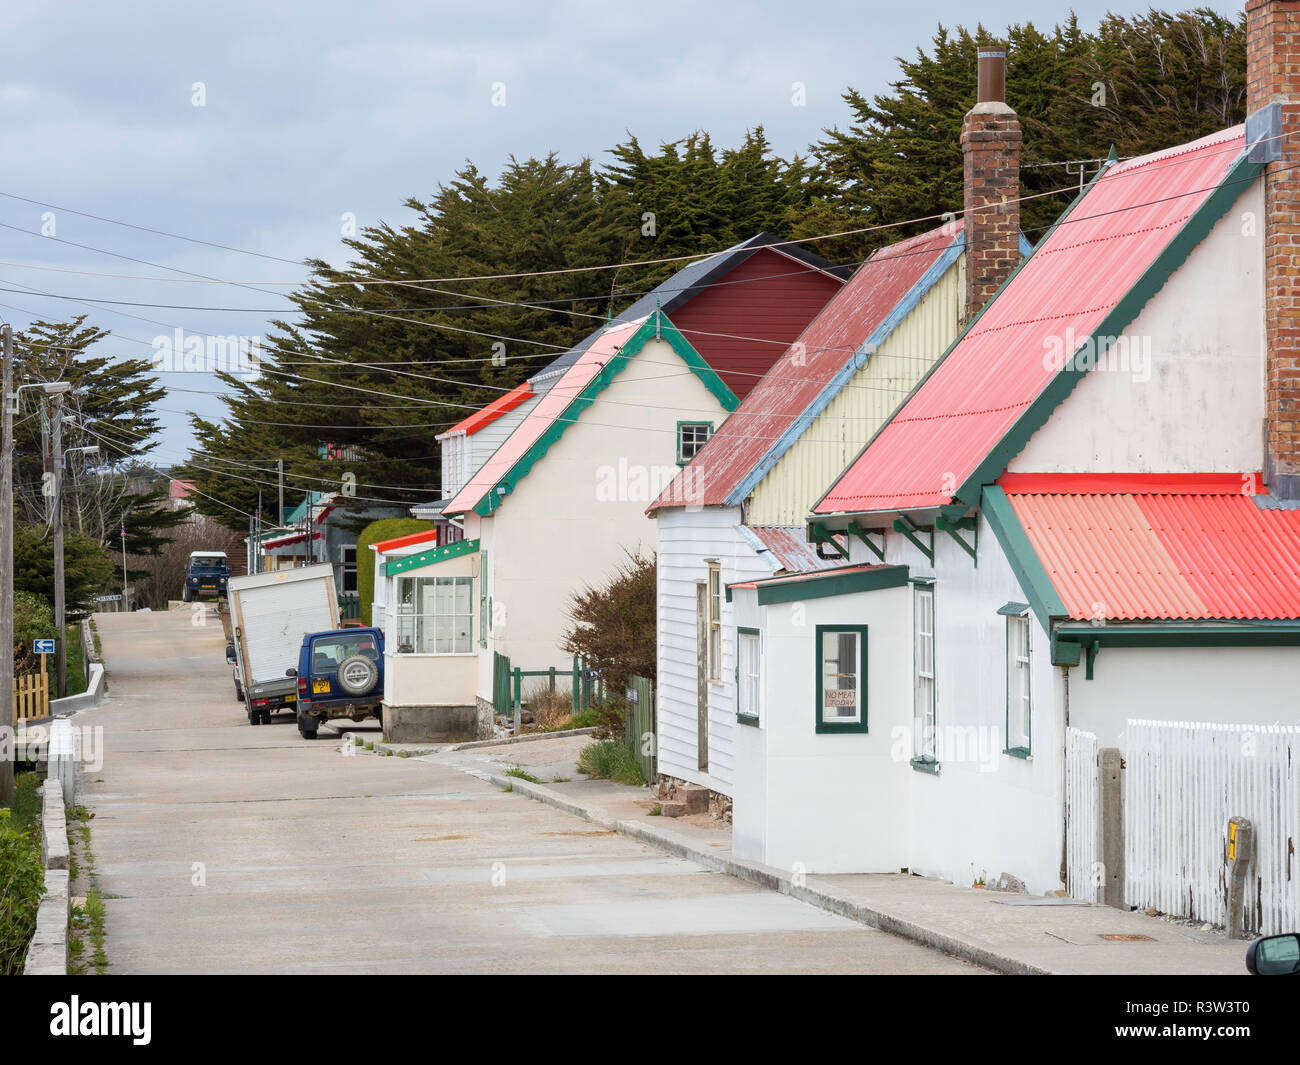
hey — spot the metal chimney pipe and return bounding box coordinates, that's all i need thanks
[976,46,1007,104]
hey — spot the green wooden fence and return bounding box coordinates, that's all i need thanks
[492,651,512,715]
[626,674,656,783]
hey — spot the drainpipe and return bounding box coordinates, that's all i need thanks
[1059,664,1070,887]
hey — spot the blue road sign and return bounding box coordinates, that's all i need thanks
[33,639,55,654]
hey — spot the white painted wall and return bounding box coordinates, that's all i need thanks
[480,338,731,702]
[655,505,778,796]
[1011,181,1265,475]
[733,581,914,873]
[380,550,479,708]
[1068,644,1300,750]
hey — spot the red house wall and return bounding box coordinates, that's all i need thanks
[669,246,843,399]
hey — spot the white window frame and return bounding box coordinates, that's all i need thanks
[392,574,474,656]
[1005,612,1031,756]
[736,627,761,725]
[913,582,936,767]
[707,562,722,682]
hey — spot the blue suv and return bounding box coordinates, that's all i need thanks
[289,627,385,739]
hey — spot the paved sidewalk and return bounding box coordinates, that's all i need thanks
[419,737,1249,976]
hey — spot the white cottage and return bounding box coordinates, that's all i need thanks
[647,43,1035,799]
[738,58,1300,933]
[440,312,740,716]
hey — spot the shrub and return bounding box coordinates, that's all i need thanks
[576,737,645,786]
[562,550,655,694]
[0,786,45,975]
[531,690,573,731]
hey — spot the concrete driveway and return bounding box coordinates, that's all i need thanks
[77,607,985,974]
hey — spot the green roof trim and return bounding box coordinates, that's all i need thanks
[473,312,737,517]
[981,486,1066,635]
[385,537,480,576]
[997,601,1030,616]
[954,150,1263,505]
[753,563,909,606]
[1050,619,1300,673]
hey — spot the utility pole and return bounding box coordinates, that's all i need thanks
[276,457,284,526]
[0,324,14,807]
[49,389,67,700]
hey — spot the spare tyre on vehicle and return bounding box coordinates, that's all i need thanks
[336,654,378,697]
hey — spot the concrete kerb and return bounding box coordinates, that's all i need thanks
[331,724,602,759]
[24,781,70,975]
[49,662,105,716]
[472,770,1047,976]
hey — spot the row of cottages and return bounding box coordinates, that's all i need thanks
[407,233,849,543]
[371,239,847,740]
[723,2,1300,907]
[647,45,1031,801]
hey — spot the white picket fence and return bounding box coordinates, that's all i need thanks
[1125,719,1300,935]
[1065,727,1100,903]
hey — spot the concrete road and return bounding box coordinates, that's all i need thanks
[78,608,985,974]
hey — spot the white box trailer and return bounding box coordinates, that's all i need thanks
[227,563,339,726]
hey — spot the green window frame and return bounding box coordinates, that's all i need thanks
[1005,610,1032,758]
[912,582,937,771]
[736,627,760,726]
[814,624,869,733]
[677,421,713,465]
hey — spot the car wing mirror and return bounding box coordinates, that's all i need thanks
[1246,933,1300,975]
[285,668,297,678]
[225,645,236,664]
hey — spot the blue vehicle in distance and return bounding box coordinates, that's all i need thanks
[288,626,385,739]
[183,551,229,602]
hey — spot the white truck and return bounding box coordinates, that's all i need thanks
[226,564,340,726]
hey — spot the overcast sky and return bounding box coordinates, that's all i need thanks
[0,1,1240,462]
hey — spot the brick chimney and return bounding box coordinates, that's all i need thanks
[960,44,1022,322]
[1248,0,1300,498]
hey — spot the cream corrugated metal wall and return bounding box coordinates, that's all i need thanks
[746,257,963,527]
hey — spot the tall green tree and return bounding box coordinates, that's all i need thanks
[796,8,1247,259]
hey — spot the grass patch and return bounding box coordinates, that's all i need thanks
[353,736,364,746]
[363,740,374,751]
[649,804,662,816]
[575,737,645,786]
[502,782,513,793]
[503,765,540,783]
[397,751,411,758]
[64,625,88,698]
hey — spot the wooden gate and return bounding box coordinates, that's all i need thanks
[1065,727,1100,902]
[492,651,512,715]
[627,674,657,783]
[13,662,50,723]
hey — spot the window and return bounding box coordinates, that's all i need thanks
[737,627,760,725]
[310,631,380,671]
[394,575,473,654]
[913,583,936,768]
[479,550,489,647]
[1006,612,1031,756]
[339,545,358,593]
[677,421,713,465]
[707,562,722,681]
[815,625,868,733]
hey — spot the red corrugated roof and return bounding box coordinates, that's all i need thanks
[815,126,1247,517]
[748,525,837,574]
[441,381,533,438]
[651,223,960,510]
[443,318,644,515]
[1005,480,1300,621]
[370,528,439,554]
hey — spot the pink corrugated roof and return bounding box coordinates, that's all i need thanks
[651,223,960,510]
[815,126,1247,517]
[442,318,644,516]
[1005,475,1300,621]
